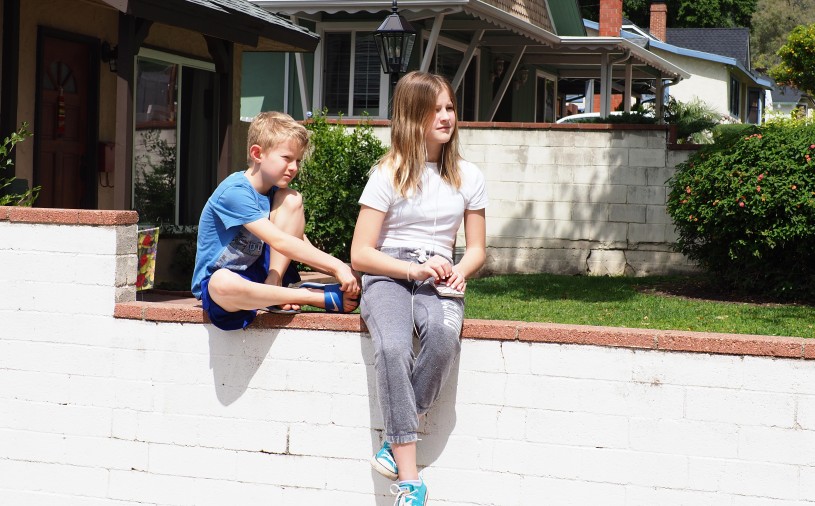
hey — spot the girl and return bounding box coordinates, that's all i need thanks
[351,71,487,505]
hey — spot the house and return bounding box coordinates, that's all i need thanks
[766,80,815,119]
[0,0,318,224]
[582,1,771,124]
[245,0,688,123]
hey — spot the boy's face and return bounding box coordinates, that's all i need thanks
[251,138,303,188]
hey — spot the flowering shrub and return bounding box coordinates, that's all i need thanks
[666,117,815,300]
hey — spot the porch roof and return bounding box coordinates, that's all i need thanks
[97,0,319,51]
[252,0,686,81]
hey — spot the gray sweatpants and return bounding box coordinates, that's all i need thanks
[360,247,464,444]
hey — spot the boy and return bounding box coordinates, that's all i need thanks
[191,111,360,331]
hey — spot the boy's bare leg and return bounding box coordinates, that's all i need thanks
[266,188,306,288]
[208,269,352,312]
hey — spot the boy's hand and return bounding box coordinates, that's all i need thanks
[335,264,361,300]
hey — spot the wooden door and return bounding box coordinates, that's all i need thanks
[35,35,93,208]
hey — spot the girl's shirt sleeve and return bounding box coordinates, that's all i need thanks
[463,161,489,210]
[359,167,396,213]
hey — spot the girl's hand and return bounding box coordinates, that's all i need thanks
[412,255,452,282]
[443,267,467,292]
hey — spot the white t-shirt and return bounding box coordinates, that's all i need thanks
[358,159,488,258]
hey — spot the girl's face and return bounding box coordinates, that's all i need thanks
[425,89,456,151]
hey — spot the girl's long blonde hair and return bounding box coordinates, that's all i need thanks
[377,71,462,197]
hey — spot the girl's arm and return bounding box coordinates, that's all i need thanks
[445,208,486,292]
[351,205,451,282]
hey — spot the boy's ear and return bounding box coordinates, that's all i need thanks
[249,144,263,162]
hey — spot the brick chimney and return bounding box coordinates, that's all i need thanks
[599,0,623,37]
[650,0,668,41]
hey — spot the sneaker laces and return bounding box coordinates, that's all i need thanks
[390,483,417,506]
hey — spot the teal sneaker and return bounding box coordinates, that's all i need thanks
[390,478,429,506]
[371,440,398,480]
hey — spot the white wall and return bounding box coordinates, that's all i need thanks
[371,124,697,276]
[2,211,815,506]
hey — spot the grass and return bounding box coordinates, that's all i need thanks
[465,274,815,339]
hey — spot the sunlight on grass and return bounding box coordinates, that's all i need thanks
[465,274,815,339]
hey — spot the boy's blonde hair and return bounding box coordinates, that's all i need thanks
[246,111,309,164]
[378,71,462,197]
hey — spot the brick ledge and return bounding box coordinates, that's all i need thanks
[115,302,815,360]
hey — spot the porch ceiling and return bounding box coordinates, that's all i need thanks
[97,0,319,51]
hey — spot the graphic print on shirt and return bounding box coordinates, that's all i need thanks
[213,229,264,272]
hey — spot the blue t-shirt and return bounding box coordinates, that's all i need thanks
[191,171,272,299]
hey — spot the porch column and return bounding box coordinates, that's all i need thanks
[624,61,632,112]
[420,13,445,72]
[600,52,611,118]
[451,29,484,92]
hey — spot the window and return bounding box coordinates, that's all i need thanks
[747,88,762,124]
[133,49,218,227]
[729,76,741,119]
[535,72,556,122]
[322,31,384,117]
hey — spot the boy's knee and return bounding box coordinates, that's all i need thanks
[273,188,304,214]
[207,269,245,299]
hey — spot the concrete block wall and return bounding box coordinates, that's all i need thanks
[3,209,815,506]
[368,123,698,276]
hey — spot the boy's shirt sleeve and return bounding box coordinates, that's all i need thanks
[209,183,269,229]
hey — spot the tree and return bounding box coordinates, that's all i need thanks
[579,0,758,29]
[769,23,815,94]
[750,0,815,70]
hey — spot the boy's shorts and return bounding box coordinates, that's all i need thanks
[201,244,301,331]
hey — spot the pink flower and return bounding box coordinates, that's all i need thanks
[756,186,761,192]
[685,186,692,194]
[810,144,815,149]
[758,173,764,181]
[792,185,798,190]
[739,201,745,208]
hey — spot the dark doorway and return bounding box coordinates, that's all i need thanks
[35,31,99,209]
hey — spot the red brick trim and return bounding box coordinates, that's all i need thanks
[0,206,139,225]
[115,302,814,360]
[312,118,671,132]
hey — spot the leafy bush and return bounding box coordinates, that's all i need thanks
[664,97,719,144]
[292,112,387,262]
[0,123,40,207]
[666,117,815,300]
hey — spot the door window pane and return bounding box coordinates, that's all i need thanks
[133,56,218,227]
[323,31,381,116]
[134,59,178,226]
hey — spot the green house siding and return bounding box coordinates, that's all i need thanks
[548,0,586,36]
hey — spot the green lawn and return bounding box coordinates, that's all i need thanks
[465,274,815,339]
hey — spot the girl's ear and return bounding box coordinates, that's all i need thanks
[249,144,263,162]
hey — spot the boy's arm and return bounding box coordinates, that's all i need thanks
[244,218,359,294]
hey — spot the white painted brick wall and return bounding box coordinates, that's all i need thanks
[4,217,815,506]
[380,126,697,276]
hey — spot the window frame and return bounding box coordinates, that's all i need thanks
[534,69,558,123]
[313,22,389,119]
[132,48,216,227]
[729,75,741,119]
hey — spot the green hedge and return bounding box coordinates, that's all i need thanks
[666,117,815,300]
[292,113,387,262]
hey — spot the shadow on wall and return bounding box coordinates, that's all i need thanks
[208,327,278,406]
[363,335,460,500]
